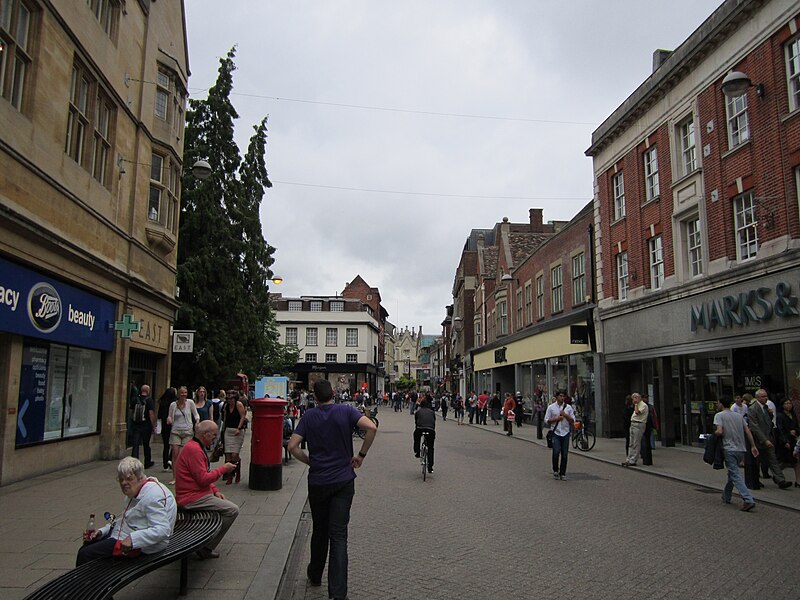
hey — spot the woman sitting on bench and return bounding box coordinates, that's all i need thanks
[76,457,177,566]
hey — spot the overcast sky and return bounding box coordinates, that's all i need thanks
[184,0,721,335]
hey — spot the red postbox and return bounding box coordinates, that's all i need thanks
[249,397,288,490]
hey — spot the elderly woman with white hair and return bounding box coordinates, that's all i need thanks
[76,457,176,566]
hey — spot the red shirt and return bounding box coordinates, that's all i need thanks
[477,394,489,409]
[174,438,228,506]
[503,396,516,415]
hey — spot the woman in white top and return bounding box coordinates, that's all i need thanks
[166,386,200,484]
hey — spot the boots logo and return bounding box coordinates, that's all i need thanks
[28,283,62,333]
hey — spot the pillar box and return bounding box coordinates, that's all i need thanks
[248,397,288,490]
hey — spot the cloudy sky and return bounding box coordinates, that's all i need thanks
[184,0,721,335]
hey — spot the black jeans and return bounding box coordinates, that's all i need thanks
[308,479,355,600]
[413,428,436,469]
[131,424,152,466]
[552,433,570,476]
[160,422,172,468]
[76,537,117,566]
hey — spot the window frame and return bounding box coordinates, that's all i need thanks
[787,37,800,112]
[612,171,626,220]
[330,301,344,312]
[678,116,697,177]
[326,327,338,347]
[498,300,508,335]
[310,301,322,312]
[535,275,544,319]
[305,353,317,363]
[287,300,302,312]
[643,146,660,201]
[0,0,33,111]
[285,327,298,345]
[648,236,664,290]
[346,328,358,347]
[550,264,563,314]
[524,281,532,325]
[346,353,358,364]
[733,191,758,261]
[616,252,629,300]
[685,217,703,278]
[515,288,523,330]
[726,94,749,149]
[571,253,586,306]
[325,353,337,363]
[305,327,318,347]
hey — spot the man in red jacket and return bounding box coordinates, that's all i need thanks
[175,420,239,559]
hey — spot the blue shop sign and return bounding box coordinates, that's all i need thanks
[0,256,115,351]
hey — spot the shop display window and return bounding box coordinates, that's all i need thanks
[16,342,102,447]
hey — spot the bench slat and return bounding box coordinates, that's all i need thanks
[23,510,222,600]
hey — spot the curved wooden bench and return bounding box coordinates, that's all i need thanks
[23,509,222,600]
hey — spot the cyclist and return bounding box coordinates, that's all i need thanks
[413,394,436,474]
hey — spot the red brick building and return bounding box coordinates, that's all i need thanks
[586,0,800,443]
[341,275,389,388]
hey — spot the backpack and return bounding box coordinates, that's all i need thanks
[133,398,147,424]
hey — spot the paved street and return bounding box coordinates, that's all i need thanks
[281,408,799,600]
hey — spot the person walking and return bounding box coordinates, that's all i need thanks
[477,392,489,425]
[166,386,200,485]
[622,394,634,456]
[440,394,449,421]
[194,386,214,423]
[129,384,156,469]
[748,389,792,489]
[157,387,177,472]
[287,379,377,600]
[545,391,575,480]
[713,397,759,511]
[776,398,800,486]
[502,392,516,436]
[489,392,502,425]
[455,394,465,425]
[534,395,545,439]
[622,393,648,467]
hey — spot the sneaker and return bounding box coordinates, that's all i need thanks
[740,502,755,512]
[553,471,559,479]
[428,467,433,474]
[722,495,732,505]
[559,474,566,481]
[778,480,792,489]
[414,453,420,458]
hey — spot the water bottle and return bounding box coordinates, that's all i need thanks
[84,513,96,542]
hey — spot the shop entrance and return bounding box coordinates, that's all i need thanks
[127,350,158,447]
[680,353,733,446]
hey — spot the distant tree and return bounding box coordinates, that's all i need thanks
[174,48,289,388]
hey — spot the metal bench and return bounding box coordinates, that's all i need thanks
[23,509,222,600]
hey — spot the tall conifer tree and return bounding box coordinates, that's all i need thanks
[174,48,291,388]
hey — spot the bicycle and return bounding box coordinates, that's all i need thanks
[353,407,379,439]
[419,430,432,481]
[571,419,596,451]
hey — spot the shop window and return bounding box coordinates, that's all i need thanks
[16,342,102,447]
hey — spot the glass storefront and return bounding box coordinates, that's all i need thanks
[17,341,102,446]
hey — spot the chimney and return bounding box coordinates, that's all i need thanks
[652,49,672,72]
[476,232,485,249]
[529,208,543,232]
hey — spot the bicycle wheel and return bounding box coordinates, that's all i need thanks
[355,427,366,439]
[579,428,596,451]
[421,443,428,481]
[571,432,579,450]
[372,416,379,428]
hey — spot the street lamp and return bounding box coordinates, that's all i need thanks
[721,70,764,98]
[269,276,283,285]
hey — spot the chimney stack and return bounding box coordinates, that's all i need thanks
[529,208,543,232]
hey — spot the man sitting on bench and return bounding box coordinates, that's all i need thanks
[175,420,239,559]
[77,457,176,566]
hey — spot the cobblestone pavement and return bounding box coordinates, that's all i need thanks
[280,408,799,600]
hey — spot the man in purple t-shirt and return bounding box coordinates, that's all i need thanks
[288,379,377,600]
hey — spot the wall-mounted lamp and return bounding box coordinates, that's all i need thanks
[721,70,764,99]
[500,273,513,283]
[117,155,213,180]
[269,276,284,285]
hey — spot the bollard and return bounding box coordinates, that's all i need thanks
[249,397,288,490]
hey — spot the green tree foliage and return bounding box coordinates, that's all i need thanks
[174,48,296,388]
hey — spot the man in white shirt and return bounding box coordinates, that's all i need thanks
[545,392,575,480]
[622,393,648,467]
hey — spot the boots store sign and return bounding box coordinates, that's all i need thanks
[690,282,799,333]
[0,256,115,351]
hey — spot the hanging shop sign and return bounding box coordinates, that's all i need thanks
[690,282,798,333]
[0,256,115,351]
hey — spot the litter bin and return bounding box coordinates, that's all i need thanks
[249,397,288,490]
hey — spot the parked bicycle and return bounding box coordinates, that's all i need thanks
[571,419,596,451]
[419,430,432,481]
